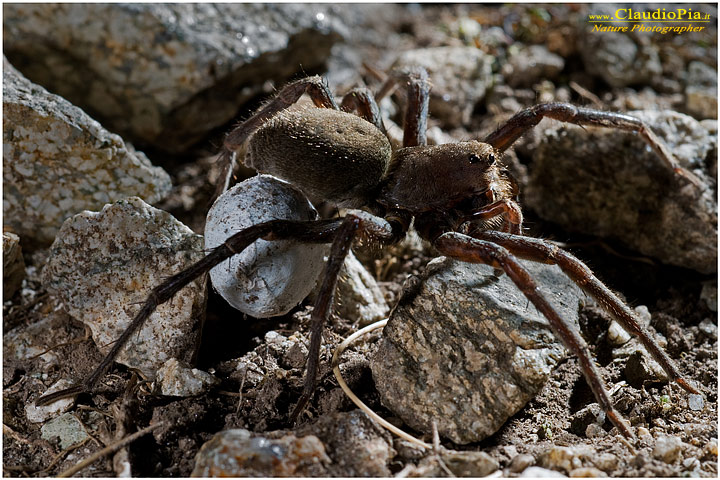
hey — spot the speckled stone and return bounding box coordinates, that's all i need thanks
[155,358,219,397]
[40,412,89,449]
[191,429,331,477]
[502,45,565,88]
[3,58,171,249]
[371,257,586,444]
[42,197,206,378]
[3,232,25,298]
[527,110,717,274]
[391,46,494,128]
[3,4,348,152]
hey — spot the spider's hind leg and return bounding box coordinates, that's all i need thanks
[216,76,340,196]
[433,231,635,438]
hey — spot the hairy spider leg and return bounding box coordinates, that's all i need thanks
[483,102,701,186]
[375,66,430,147]
[340,87,386,134]
[291,210,405,422]
[216,76,340,196]
[473,230,699,395]
[34,218,345,407]
[433,231,635,439]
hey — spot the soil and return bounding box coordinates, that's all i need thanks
[3,4,717,478]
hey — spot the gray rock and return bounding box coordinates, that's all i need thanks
[392,47,494,128]
[519,466,567,477]
[205,175,328,318]
[3,232,25,298]
[570,403,606,436]
[155,358,219,397]
[685,61,718,120]
[191,428,331,477]
[333,251,390,326]
[539,446,589,474]
[371,257,586,444]
[40,412,89,449]
[2,58,171,249]
[3,4,346,152]
[526,110,717,274]
[581,29,662,88]
[502,45,565,88]
[652,435,685,464]
[700,281,717,313]
[42,197,206,378]
[509,453,536,473]
[298,410,394,477]
[442,450,500,477]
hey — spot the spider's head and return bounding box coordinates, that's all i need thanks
[379,140,516,215]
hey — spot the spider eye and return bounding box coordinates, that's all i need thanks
[487,153,496,165]
[468,154,481,164]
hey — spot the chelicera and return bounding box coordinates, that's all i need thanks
[38,66,700,439]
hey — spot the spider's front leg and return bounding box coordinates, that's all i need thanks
[483,102,701,186]
[433,231,635,438]
[375,66,430,148]
[216,76,340,196]
[474,230,699,395]
[35,218,345,407]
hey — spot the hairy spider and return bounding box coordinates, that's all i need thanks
[38,66,699,438]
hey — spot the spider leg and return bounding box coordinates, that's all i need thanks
[473,230,700,395]
[483,102,700,186]
[375,66,430,147]
[291,210,405,422]
[433,231,635,438]
[216,76,340,196]
[35,218,345,407]
[340,86,386,134]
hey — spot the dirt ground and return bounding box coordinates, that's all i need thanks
[3,3,718,478]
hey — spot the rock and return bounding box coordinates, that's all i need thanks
[391,46,494,128]
[688,394,704,411]
[622,343,669,386]
[3,4,346,152]
[570,403,606,436]
[539,446,586,474]
[685,61,717,120]
[570,467,607,477]
[42,197,207,378]
[333,251,390,326]
[502,45,565,88]
[25,379,76,423]
[155,358,219,397]
[519,466,567,477]
[442,450,499,477]
[580,26,662,88]
[700,282,717,313]
[297,410,393,477]
[509,453,536,473]
[191,429,331,477]
[2,58,171,249]
[40,412,89,449]
[4,315,64,366]
[205,175,329,318]
[371,257,586,444]
[652,435,685,464]
[526,110,717,274]
[591,453,619,473]
[3,232,25,298]
[607,320,632,346]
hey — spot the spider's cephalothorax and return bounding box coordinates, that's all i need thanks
[38,67,699,440]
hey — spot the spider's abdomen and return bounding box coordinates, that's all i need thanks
[246,108,392,207]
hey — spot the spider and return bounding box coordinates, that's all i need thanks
[38,66,699,439]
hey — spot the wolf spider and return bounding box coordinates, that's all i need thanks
[38,66,699,438]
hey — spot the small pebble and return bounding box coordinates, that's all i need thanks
[40,412,89,449]
[539,446,583,474]
[509,454,535,473]
[592,453,618,473]
[688,394,704,411]
[192,428,330,476]
[653,435,684,464]
[607,320,632,346]
[519,466,567,477]
[570,467,606,477]
[155,358,219,397]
